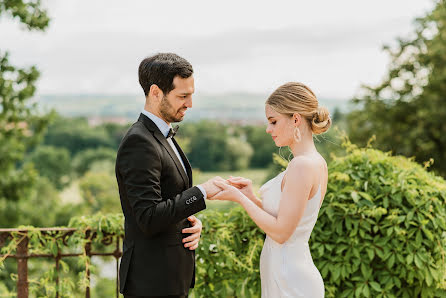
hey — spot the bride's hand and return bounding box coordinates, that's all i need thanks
[211,180,245,203]
[227,176,255,199]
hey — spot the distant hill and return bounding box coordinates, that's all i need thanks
[35,93,350,124]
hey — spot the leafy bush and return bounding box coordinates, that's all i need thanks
[193,143,446,297]
[311,142,446,297]
[192,207,264,298]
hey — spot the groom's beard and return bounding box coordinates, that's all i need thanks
[159,95,185,123]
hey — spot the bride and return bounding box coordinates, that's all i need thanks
[212,82,331,297]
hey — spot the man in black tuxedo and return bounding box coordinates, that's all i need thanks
[115,53,223,297]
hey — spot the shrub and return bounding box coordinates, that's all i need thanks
[192,207,264,298]
[193,143,446,297]
[311,143,446,297]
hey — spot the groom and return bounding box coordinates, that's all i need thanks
[115,53,222,297]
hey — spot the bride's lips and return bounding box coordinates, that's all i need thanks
[272,136,277,140]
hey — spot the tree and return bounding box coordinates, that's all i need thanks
[78,171,121,214]
[244,125,277,168]
[347,0,446,176]
[73,147,116,177]
[44,115,114,155]
[0,0,51,228]
[186,121,254,171]
[26,145,72,190]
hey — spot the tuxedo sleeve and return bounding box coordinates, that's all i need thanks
[117,133,206,237]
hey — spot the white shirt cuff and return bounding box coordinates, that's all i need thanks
[196,185,207,199]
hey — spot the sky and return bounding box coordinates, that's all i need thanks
[0,0,435,100]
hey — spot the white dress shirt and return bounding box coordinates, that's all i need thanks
[141,109,207,199]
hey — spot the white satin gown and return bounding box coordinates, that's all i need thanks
[259,169,325,297]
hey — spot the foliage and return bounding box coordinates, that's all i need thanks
[183,121,254,171]
[0,0,50,31]
[78,171,121,214]
[263,151,290,182]
[14,176,75,227]
[314,126,348,163]
[0,0,52,228]
[243,125,277,168]
[101,122,131,149]
[73,147,116,177]
[26,145,72,189]
[196,142,446,297]
[347,0,446,176]
[191,207,264,298]
[3,139,445,297]
[310,140,446,297]
[0,213,124,297]
[43,116,114,155]
[92,277,119,298]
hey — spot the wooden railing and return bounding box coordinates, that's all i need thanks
[0,228,122,298]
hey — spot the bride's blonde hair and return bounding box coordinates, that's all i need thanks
[266,82,331,134]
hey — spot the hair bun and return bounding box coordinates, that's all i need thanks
[311,106,331,134]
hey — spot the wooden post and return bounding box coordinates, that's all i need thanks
[17,234,29,298]
[85,241,91,298]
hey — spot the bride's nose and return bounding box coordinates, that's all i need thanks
[266,125,272,134]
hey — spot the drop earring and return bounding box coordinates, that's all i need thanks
[293,126,301,143]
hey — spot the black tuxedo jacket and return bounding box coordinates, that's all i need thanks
[115,113,206,296]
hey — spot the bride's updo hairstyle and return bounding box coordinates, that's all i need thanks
[266,82,331,134]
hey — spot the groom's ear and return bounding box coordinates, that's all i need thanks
[149,84,164,102]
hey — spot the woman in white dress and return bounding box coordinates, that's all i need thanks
[212,82,331,297]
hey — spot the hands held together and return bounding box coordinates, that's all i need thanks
[200,175,256,203]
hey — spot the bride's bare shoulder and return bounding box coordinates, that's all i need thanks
[287,156,315,174]
[287,154,326,176]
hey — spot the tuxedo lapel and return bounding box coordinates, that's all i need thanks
[172,137,192,187]
[138,114,189,188]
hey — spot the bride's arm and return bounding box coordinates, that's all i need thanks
[216,158,314,244]
[227,177,263,208]
[244,193,263,208]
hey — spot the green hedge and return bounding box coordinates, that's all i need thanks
[310,144,446,297]
[193,144,446,297]
[192,207,264,297]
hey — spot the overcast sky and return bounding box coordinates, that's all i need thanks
[0,0,434,99]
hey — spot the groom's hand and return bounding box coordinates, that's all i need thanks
[182,215,202,250]
[199,176,226,199]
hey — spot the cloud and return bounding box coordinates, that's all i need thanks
[0,0,433,97]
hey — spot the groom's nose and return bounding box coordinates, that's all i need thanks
[185,97,192,108]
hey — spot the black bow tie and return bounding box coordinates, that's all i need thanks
[167,125,179,138]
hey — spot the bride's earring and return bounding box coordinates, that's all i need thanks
[293,126,301,143]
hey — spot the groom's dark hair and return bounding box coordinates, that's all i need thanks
[138,53,194,97]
